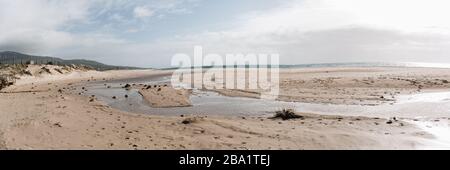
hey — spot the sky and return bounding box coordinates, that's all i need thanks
[1,0,450,68]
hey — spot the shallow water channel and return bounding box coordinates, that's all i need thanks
[82,74,450,149]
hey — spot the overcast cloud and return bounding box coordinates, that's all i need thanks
[1,0,450,68]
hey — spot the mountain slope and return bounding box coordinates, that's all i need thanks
[0,51,140,71]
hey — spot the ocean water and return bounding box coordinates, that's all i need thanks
[161,62,450,70]
[279,62,450,69]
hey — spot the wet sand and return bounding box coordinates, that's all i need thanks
[137,84,192,108]
[0,66,449,149]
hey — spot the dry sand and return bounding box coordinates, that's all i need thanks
[0,66,448,149]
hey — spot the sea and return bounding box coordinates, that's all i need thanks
[160,62,450,70]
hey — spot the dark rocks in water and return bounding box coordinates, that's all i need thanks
[124,94,128,98]
[157,88,162,91]
[386,120,393,124]
[146,86,152,89]
[123,84,131,89]
[443,80,449,84]
[89,98,95,102]
[270,109,303,120]
[112,96,117,99]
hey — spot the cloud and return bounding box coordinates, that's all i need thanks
[2,0,450,68]
[150,26,450,65]
[0,0,198,58]
[133,6,154,18]
[0,0,90,54]
[116,0,450,67]
[150,0,450,66]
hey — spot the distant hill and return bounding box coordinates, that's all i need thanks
[0,51,140,71]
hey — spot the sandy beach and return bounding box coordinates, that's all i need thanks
[0,65,449,149]
[193,67,450,106]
